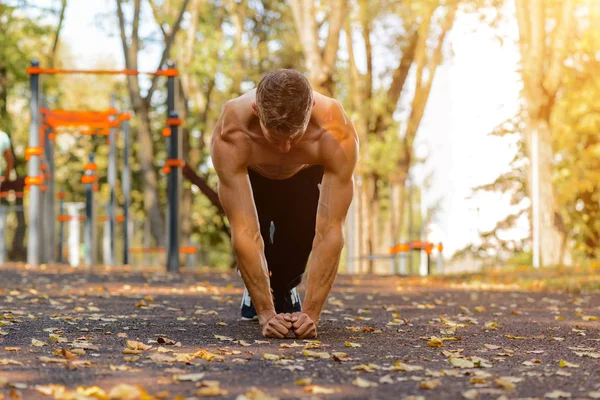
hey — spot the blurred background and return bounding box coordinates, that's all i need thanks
[0,0,598,274]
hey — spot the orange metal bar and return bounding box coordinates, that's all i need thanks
[129,246,195,254]
[27,67,178,76]
[167,118,183,126]
[25,146,43,161]
[81,175,97,184]
[0,192,24,199]
[83,163,97,171]
[25,176,44,186]
[162,128,171,137]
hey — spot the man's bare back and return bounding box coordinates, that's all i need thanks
[213,89,355,180]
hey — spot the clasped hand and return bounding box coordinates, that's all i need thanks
[261,312,317,339]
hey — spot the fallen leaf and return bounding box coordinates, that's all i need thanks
[495,377,520,390]
[427,337,444,347]
[588,392,600,399]
[392,362,423,372]
[449,357,475,369]
[174,373,205,382]
[303,385,335,394]
[352,377,378,388]
[196,382,228,397]
[558,360,579,368]
[238,340,252,347]
[279,341,303,348]
[474,306,486,313]
[4,347,20,352]
[379,375,395,384]
[582,315,598,321]
[150,353,176,363]
[303,350,330,359]
[484,321,498,330]
[0,359,23,366]
[294,378,312,386]
[352,364,380,373]
[157,337,176,345]
[108,384,150,399]
[263,353,281,361]
[126,340,152,351]
[214,334,234,341]
[420,379,441,390]
[504,335,526,340]
[31,339,48,347]
[345,341,361,348]
[463,389,479,399]
[545,390,571,398]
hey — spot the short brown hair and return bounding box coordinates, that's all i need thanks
[255,69,313,137]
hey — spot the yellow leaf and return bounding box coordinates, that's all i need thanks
[558,360,579,368]
[238,340,251,347]
[463,389,479,399]
[544,390,571,398]
[196,386,228,397]
[214,335,234,341]
[588,392,600,399]
[126,340,152,351]
[49,334,68,343]
[504,335,526,340]
[174,373,205,382]
[345,341,361,348]
[262,353,281,361]
[582,315,598,321]
[0,358,23,366]
[379,375,395,384]
[303,350,330,359]
[495,377,519,390]
[352,377,378,388]
[4,347,20,352]
[332,352,348,360]
[484,321,498,330]
[31,339,48,347]
[484,344,500,350]
[108,384,149,399]
[392,361,423,372]
[150,353,176,363]
[555,316,564,321]
[294,378,312,386]
[427,337,444,347]
[474,306,486,313]
[449,357,475,369]
[303,385,335,394]
[351,364,380,373]
[420,379,441,390]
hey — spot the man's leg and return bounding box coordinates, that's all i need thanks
[269,166,324,299]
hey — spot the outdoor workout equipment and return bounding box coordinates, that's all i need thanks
[26,60,183,271]
[0,183,24,265]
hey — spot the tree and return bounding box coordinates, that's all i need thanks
[515,0,575,266]
[115,0,190,246]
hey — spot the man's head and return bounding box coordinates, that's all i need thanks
[253,69,314,153]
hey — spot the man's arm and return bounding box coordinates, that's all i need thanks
[301,104,359,326]
[3,149,14,181]
[210,105,291,338]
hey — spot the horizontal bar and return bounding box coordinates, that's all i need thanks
[27,67,179,76]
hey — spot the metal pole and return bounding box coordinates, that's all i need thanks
[44,125,54,263]
[107,95,117,266]
[166,112,180,273]
[532,128,541,268]
[122,119,131,265]
[84,153,95,267]
[57,192,64,263]
[166,62,179,272]
[27,60,41,267]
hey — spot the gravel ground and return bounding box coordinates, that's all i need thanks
[0,263,599,400]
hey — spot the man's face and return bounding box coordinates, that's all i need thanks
[259,120,307,153]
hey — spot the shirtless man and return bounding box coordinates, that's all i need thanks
[210,69,358,339]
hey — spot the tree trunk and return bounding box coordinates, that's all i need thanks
[528,120,564,266]
[136,107,164,245]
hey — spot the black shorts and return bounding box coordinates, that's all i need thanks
[248,165,324,294]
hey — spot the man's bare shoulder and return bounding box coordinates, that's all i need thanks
[210,98,254,170]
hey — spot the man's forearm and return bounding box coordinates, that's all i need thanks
[302,228,344,322]
[233,234,275,322]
